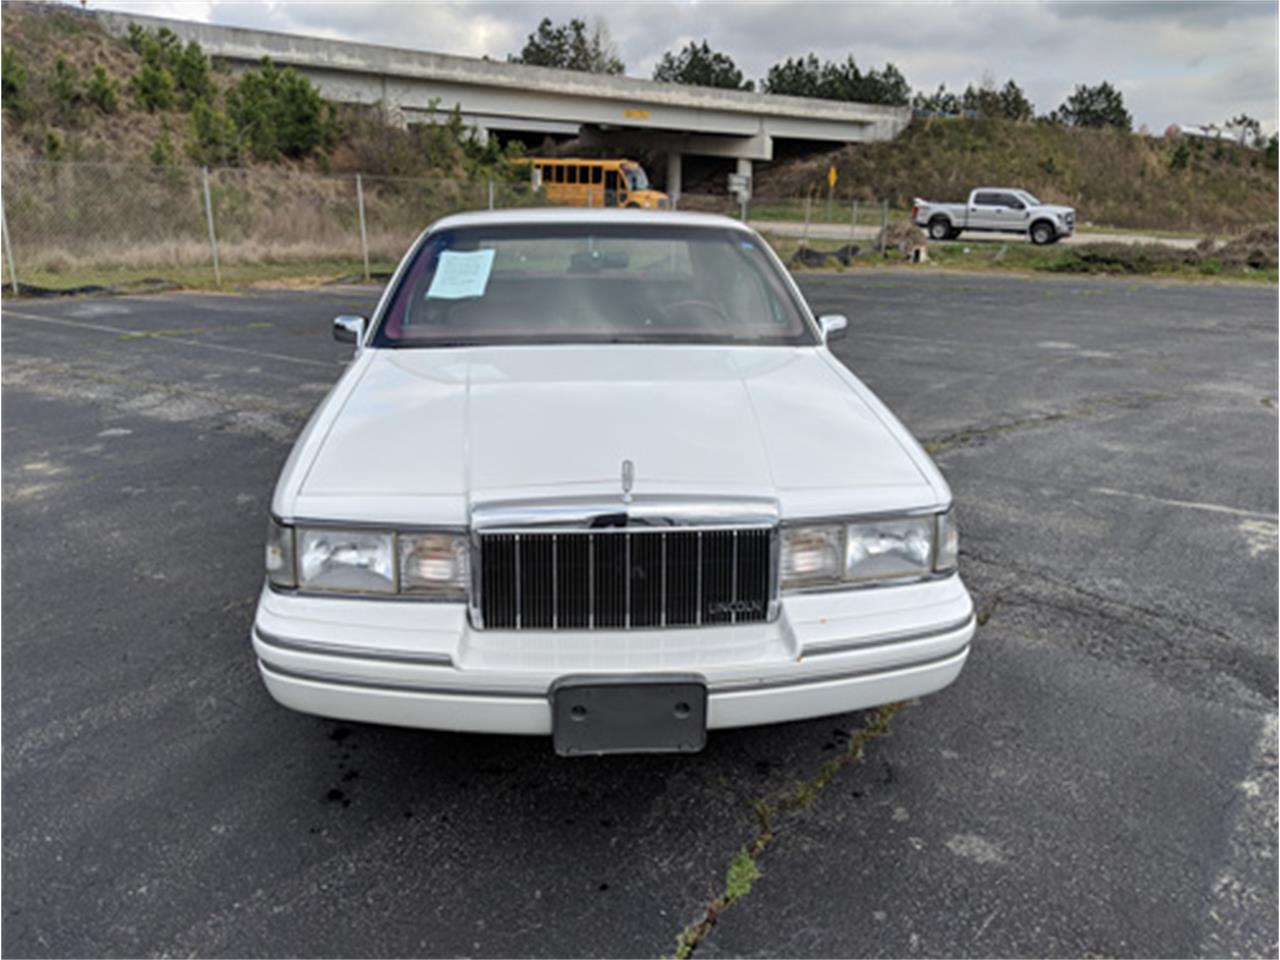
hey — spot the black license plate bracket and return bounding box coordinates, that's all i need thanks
[551,674,708,756]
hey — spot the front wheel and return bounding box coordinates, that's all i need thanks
[1030,221,1057,245]
[928,217,952,241]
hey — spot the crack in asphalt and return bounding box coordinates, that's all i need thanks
[922,393,1167,455]
[669,702,906,959]
[965,547,1241,647]
[962,549,1276,705]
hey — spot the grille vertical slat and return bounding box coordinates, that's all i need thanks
[517,534,554,629]
[479,528,772,630]
[594,535,626,629]
[630,534,663,628]
[556,534,590,629]
[702,531,734,624]
[660,533,668,628]
[696,532,704,626]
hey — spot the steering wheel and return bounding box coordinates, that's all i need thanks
[658,298,731,327]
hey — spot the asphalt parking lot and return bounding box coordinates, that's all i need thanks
[3,270,1276,958]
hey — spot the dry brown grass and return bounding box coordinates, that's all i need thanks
[2,158,541,283]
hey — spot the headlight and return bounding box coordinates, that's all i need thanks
[267,522,469,598]
[845,516,933,582]
[781,510,957,590]
[298,528,395,594]
[400,532,469,599]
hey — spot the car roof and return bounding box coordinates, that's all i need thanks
[429,207,754,232]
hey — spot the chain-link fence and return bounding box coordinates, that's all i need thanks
[3,160,208,288]
[0,159,909,293]
[0,160,550,292]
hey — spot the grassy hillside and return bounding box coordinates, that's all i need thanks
[754,117,1278,234]
[0,3,531,292]
[0,2,516,180]
[1,2,176,165]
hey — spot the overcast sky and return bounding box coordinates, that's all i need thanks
[77,0,1279,132]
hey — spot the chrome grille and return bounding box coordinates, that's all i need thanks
[477,528,774,630]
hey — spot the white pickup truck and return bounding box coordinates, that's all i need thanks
[912,188,1076,245]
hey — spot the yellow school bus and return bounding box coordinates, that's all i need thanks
[516,158,670,209]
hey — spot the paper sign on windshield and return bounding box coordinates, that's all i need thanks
[426,249,495,300]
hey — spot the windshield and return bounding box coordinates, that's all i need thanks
[1018,190,1041,206]
[373,223,816,348]
[623,165,650,191]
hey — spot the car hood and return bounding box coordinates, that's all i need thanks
[290,346,940,522]
[1038,204,1074,217]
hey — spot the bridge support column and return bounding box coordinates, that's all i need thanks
[666,152,682,205]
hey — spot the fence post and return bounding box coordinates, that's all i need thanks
[1,193,17,295]
[878,199,888,256]
[803,194,812,245]
[356,173,370,282]
[201,166,221,287]
[849,199,859,247]
[487,179,495,211]
[740,192,748,223]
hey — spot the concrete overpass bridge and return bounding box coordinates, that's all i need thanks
[94,10,911,200]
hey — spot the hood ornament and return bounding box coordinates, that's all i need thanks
[621,459,634,504]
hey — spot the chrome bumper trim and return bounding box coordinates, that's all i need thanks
[254,627,454,667]
[800,613,975,658]
[258,659,545,699]
[710,644,970,694]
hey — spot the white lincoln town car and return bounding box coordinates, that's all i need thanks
[253,209,974,755]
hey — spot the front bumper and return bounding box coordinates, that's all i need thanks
[252,575,974,735]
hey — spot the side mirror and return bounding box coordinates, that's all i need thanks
[818,314,848,344]
[333,315,367,347]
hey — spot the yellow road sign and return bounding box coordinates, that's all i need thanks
[827,166,838,189]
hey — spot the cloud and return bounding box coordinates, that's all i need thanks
[1046,0,1274,26]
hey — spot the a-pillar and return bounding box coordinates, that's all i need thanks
[666,151,682,206]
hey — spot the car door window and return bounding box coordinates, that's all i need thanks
[973,192,999,206]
